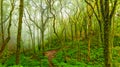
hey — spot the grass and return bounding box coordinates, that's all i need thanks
[0,37,120,67]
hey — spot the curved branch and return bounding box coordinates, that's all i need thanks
[85,0,101,23]
[110,0,118,20]
[0,0,14,56]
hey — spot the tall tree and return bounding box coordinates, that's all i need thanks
[26,0,51,52]
[103,0,117,66]
[86,1,94,61]
[85,0,118,67]
[16,0,24,65]
[0,0,14,56]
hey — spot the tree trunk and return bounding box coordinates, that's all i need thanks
[74,23,77,40]
[104,0,112,67]
[0,1,14,56]
[87,4,93,61]
[32,25,36,53]
[71,23,73,45]
[37,28,40,51]
[83,17,88,40]
[1,0,4,45]
[87,18,92,61]
[64,27,67,41]
[16,0,24,65]
[41,30,45,52]
[104,19,112,67]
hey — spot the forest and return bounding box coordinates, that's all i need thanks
[0,0,120,67]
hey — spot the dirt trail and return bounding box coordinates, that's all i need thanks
[44,49,58,67]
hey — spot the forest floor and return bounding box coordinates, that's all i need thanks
[0,37,120,67]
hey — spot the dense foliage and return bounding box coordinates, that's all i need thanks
[0,0,120,67]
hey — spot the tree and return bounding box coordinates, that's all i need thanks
[16,0,24,64]
[24,13,35,53]
[103,0,117,66]
[0,0,4,45]
[0,0,14,56]
[86,1,94,61]
[85,0,118,67]
[26,0,51,52]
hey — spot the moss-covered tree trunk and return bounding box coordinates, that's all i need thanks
[16,0,24,65]
[104,18,112,67]
[86,1,94,61]
[103,0,112,66]
[103,0,113,67]
[0,0,14,56]
[87,16,92,62]
[0,0,4,44]
[103,0,117,66]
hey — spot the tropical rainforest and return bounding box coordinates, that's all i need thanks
[0,0,120,67]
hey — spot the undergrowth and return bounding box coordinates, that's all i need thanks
[0,37,120,67]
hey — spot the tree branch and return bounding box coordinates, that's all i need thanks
[85,0,101,23]
[25,8,42,30]
[110,0,118,19]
